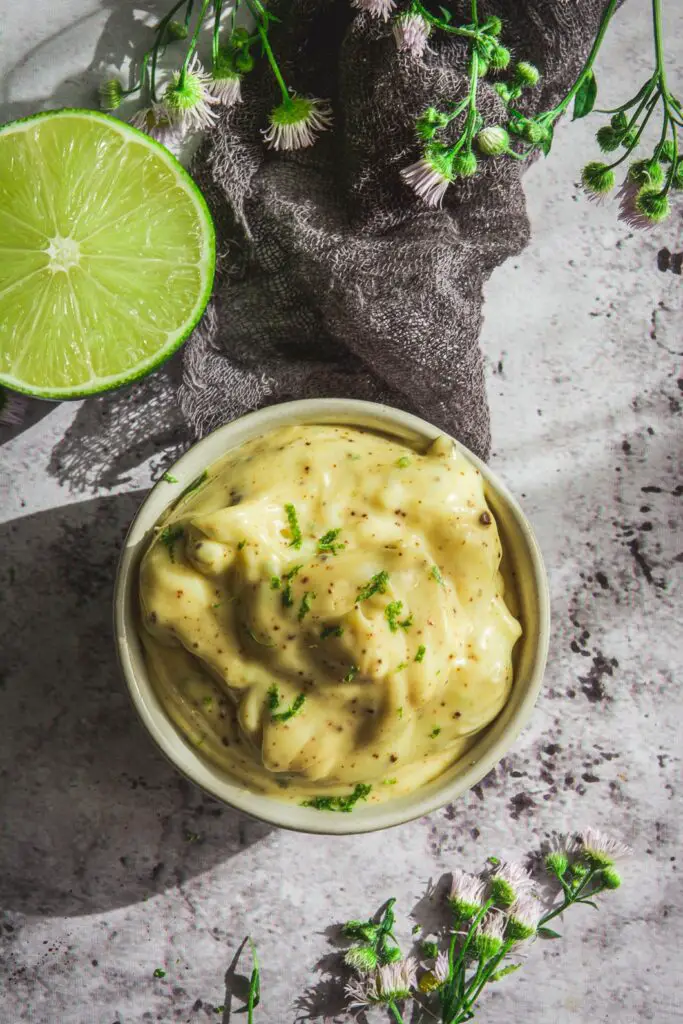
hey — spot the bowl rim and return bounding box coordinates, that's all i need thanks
[114,398,550,835]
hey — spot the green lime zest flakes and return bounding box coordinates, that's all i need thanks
[357,570,390,602]
[302,783,372,812]
[153,968,166,978]
[397,706,404,719]
[298,591,316,621]
[244,624,276,648]
[176,470,208,502]
[162,472,178,483]
[211,602,221,609]
[267,684,281,711]
[396,455,411,468]
[415,644,427,663]
[237,539,246,550]
[430,564,445,586]
[159,524,184,561]
[270,575,281,590]
[321,624,344,640]
[394,661,408,672]
[202,695,213,709]
[284,503,303,549]
[385,600,413,633]
[317,527,345,555]
[430,726,442,738]
[346,451,362,461]
[282,563,303,607]
[271,692,306,724]
[383,777,398,786]
[343,664,359,683]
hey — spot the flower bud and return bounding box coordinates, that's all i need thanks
[596,126,621,153]
[451,150,478,177]
[98,78,124,111]
[658,139,676,162]
[494,82,511,103]
[621,129,638,148]
[344,945,378,972]
[165,19,188,40]
[514,61,540,88]
[421,940,439,959]
[635,187,670,223]
[416,106,450,141]
[476,125,510,156]
[610,111,628,132]
[581,161,615,194]
[601,867,622,890]
[545,851,569,878]
[481,15,503,36]
[490,45,511,70]
[522,120,547,144]
[235,49,255,73]
[382,945,403,964]
[628,159,664,188]
[673,160,683,190]
[343,920,379,942]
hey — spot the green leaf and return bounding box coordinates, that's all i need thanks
[540,123,555,156]
[577,899,600,910]
[438,5,453,22]
[538,926,562,939]
[573,71,597,120]
[491,962,522,981]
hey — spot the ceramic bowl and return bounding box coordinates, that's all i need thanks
[114,399,549,834]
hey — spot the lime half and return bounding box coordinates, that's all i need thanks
[0,109,215,398]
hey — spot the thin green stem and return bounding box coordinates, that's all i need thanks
[184,0,195,28]
[413,2,478,38]
[248,0,289,104]
[604,90,660,171]
[552,0,619,117]
[212,0,224,66]
[388,1001,405,1024]
[178,0,212,85]
[150,0,189,101]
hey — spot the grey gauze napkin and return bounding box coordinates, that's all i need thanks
[180,0,611,461]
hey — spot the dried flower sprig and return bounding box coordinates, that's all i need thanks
[229,830,628,1022]
[98,0,332,152]
[396,0,681,225]
[335,829,628,1024]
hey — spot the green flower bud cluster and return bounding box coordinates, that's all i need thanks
[217,26,255,77]
[98,78,124,111]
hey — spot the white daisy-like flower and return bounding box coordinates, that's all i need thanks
[579,828,632,867]
[164,55,219,132]
[447,868,486,918]
[393,13,430,58]
[490,862,535,907]
[401,152,453,207]
[208,70,241,106]
[351,0,397,21]
[345,957,417,1007]
[474,912,507,960]
[263,95,333,151]
[432,951,450,984]
[129,104,180,148]
[506,896,542,942]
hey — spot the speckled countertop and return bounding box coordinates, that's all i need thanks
[0,2,681,1022]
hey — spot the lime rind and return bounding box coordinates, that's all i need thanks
[0,108,215,400]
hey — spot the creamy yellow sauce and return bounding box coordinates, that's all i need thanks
[138,424,522,807]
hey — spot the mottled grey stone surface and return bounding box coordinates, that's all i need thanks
[0,2,681,1022]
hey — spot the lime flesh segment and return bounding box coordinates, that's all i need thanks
[0,109,215,398]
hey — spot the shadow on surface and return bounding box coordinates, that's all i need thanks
[0,493,271,918]
[46,358,191,492]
